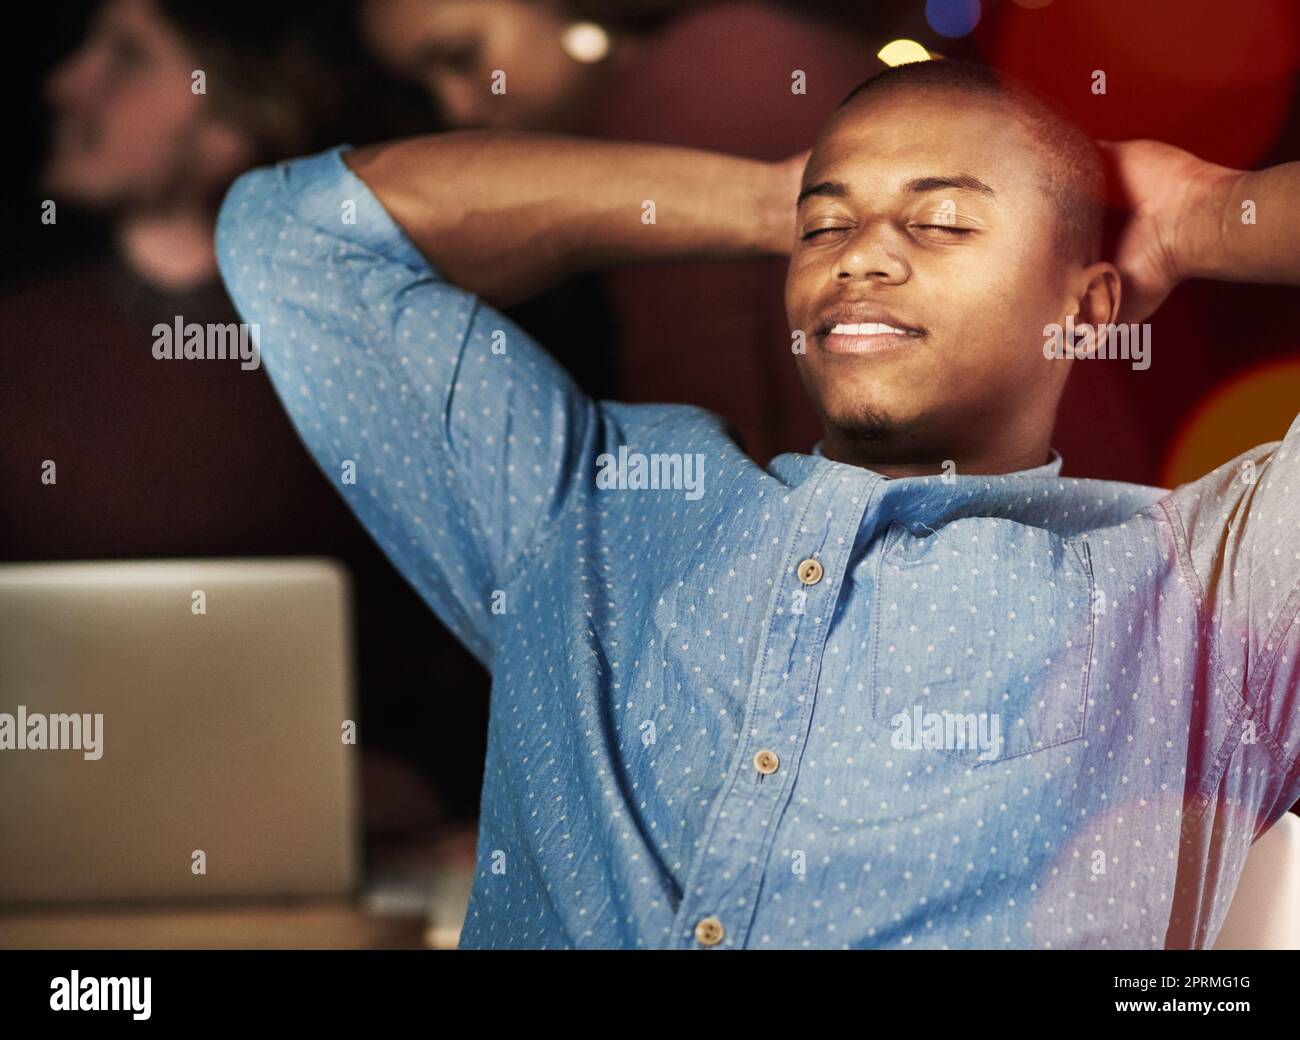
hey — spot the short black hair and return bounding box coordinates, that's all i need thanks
[836,59,1105,266]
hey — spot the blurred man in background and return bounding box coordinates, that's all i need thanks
[1,0,482,875]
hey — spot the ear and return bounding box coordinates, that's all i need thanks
[1062,261,1121,356]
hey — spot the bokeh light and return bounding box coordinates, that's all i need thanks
[561,22,611,64]
[878,39,934,67]
[1161,358,1300,487]
[925,0,981,39]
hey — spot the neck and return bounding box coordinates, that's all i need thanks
[116,206,218,294]
[820,429,1054,478]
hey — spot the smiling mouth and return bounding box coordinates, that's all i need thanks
[820,322,925,354]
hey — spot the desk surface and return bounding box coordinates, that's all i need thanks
[0,899,434,950]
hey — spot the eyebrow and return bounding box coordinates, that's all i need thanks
[796,173,997,208]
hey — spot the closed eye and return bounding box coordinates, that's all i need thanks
[800,227,849,240]
[802,224,977,241]
[914,224,975,236]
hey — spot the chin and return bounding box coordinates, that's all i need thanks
[822,402,897,447]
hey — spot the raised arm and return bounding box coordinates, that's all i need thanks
[216,137,802,667]
[1180,158,1300,287]
[1099,139,1300,320]
[344,131,803,308]
[1111,141,1300,827]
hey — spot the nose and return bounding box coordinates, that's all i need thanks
[831,222,909,284]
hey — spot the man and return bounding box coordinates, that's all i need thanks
[215,58,1300,949]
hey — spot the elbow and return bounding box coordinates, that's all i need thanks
[214,165,285,308]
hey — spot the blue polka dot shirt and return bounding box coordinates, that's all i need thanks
[216,146,1300,949]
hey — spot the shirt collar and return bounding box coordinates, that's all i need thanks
[808,439,1065,479]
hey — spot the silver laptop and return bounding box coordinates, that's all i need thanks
[0,558,360,905]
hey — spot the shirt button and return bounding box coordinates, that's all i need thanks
[753,749,780,775]
[797,558,823,585]
[694,916,725,946]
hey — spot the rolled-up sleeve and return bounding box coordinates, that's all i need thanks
[215,145,601,669]
[1162,410,1300,825]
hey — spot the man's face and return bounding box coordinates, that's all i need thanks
[43,0,242,210]
[361,0,600,132]
[785,87,1077,470]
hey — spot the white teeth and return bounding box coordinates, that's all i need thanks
[830,322,911,336]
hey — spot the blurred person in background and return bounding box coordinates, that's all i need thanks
[1,0,482,876]
[358,0,915,463]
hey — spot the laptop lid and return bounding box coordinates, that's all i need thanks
[0,558,360,905]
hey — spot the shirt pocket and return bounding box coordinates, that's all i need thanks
[869,517,1095,766]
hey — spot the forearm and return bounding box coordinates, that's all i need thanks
[1183,160,1300,286]
[344,130,792,307]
